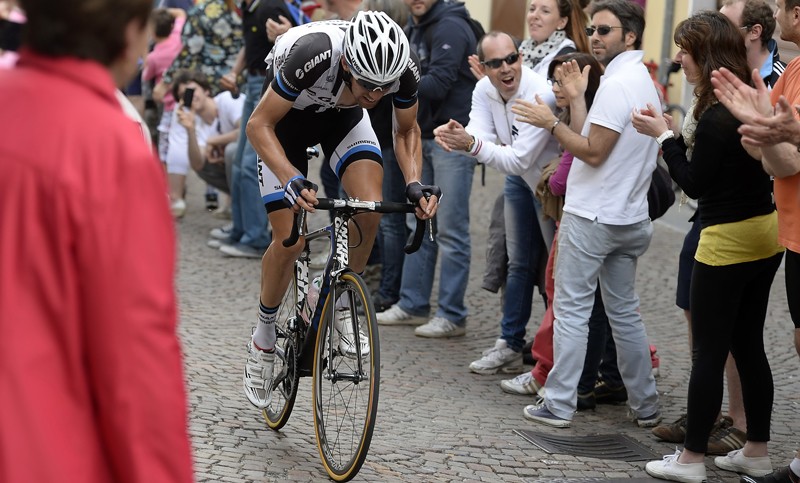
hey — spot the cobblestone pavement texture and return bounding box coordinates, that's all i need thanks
[176,167,798,482]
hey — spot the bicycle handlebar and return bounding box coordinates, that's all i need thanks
[282,198,428,254]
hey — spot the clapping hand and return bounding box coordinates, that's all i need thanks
[555,59,591,102]
[467,54,485,81]
[433,119,472,153]
[512,94,557,129]
[631,103,668,139]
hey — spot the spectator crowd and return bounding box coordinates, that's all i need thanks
[1,0,799,482]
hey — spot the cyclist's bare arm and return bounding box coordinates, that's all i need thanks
[393,102,438,219]
[246,86,317,211]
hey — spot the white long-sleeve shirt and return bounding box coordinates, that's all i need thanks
[465,65,561,192]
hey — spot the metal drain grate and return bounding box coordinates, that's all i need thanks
[514,430,660,461]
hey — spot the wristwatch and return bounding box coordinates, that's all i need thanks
[656,130,675,147]
[465,136,476,153]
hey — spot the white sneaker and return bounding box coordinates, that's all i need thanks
[377,304,426,326]
[243,341,275,409]
[334,309,370,359]
[714,449,773,477]
[500,371,545,396]
[469,339,523,374]
[414,317,466,338]
[170,199,186,218]
[645,449,707,482]
[209,223,233,240]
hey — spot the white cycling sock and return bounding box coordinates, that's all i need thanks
[252,301,277,351]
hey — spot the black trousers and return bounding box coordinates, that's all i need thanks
[684,252,784,453]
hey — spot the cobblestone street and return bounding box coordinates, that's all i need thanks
[176,167,799,482]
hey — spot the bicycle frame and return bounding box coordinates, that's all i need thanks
[285,198,425,376]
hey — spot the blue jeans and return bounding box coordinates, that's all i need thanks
[397,139,475,324]
[545,213,658,420]
[231,74,270,248]
[499,175,543,352]
[377,146,407,303]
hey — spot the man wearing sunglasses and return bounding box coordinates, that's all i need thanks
[519,0,662,429]
[433,31,560,374]
[241,11,440,409]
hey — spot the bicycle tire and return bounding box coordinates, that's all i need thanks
[262,276,301,430]
[312,271,380,482]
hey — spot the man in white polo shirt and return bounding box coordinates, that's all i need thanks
[515,0,661,428]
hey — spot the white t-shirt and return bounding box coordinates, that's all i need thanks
[564,50,660,225]
[165,91,244,175]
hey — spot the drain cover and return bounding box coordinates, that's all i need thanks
[514,430,660,461]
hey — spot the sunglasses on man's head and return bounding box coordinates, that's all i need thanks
[585,25,624,36]
[480,52,520,69]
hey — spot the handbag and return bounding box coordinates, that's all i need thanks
[647,163,676,220]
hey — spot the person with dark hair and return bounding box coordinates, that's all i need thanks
[709,0,800,480]
[434,30,561,373]
[633,11,784,482]
[507,51,607,399]
[167,69,244,201]
[0,0,193,481]
[160,0,243,216]
[650,0,789,459]
[143,7,186,165]
[511,0,661,430]
[242,12,439,409]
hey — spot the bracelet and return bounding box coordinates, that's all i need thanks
[656,130,675,147]
[550,119,561,135]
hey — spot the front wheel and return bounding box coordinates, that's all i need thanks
[312,271,380,482]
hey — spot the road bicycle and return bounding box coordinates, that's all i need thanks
[262,195,428,482]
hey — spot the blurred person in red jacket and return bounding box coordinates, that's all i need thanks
[0,0,194,482]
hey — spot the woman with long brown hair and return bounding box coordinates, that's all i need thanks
[633,11,784,482]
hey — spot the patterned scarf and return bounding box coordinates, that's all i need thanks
[519,30,567,69]
[681,97,698,160]
[679,97,699,207]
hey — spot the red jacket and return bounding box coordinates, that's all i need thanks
[0,50,194,483]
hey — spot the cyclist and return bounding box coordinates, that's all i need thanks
[243,11,440,409]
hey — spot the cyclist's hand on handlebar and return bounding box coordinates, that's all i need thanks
[405,181,441,219]
[284,175,319,212]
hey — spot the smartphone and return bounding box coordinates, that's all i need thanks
[182,87,195,110]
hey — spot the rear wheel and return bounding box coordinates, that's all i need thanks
[312,271,380,482]
[262,276,301,430]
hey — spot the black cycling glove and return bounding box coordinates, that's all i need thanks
[405,181,442,206]
[284,175,318,208]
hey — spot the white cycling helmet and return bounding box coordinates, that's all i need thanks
[344,10,410,87]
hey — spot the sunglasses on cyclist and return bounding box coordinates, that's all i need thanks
[585,25,624,36]
[348,67,395,92]
[480,52,520,69]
